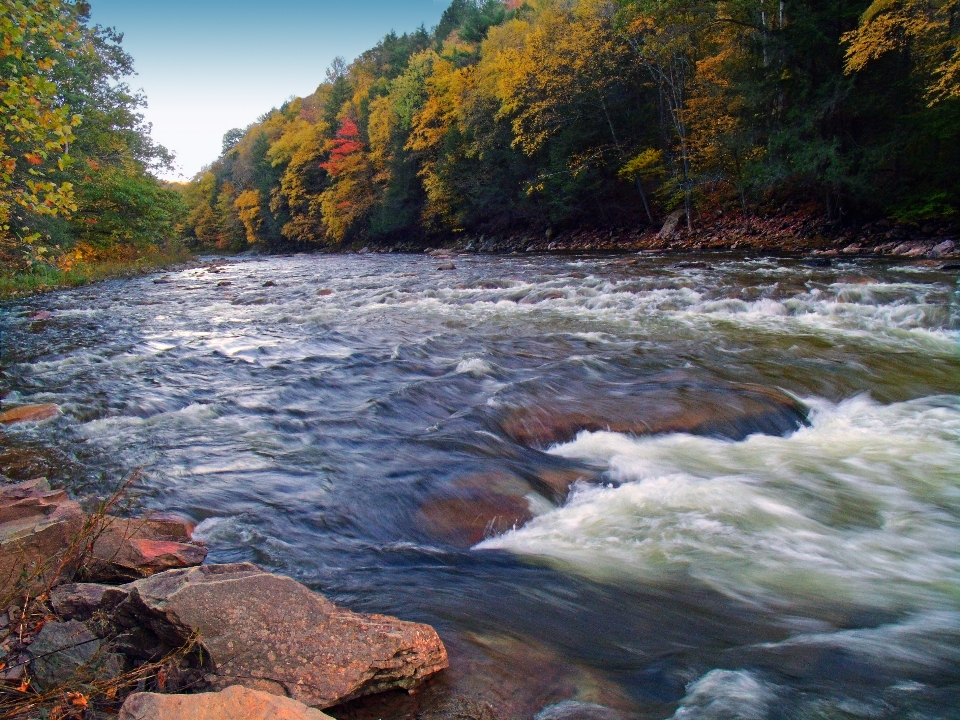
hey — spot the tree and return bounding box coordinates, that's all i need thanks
[844,0,959,103]
[0,0,84,257]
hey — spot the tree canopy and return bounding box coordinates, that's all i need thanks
[0,0,182,273]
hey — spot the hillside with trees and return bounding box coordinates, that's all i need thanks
[180,0,960,251]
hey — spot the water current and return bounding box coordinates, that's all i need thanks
[2,253,959,718]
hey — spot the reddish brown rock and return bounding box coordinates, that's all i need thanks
[0,404,61,425]
[120,685,334,720]
[419,492,533,547]
[500,383,808,449]
[0,479,83,597]
[80,516,207,582]
[112,563,449,708]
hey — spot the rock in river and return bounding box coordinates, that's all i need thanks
[111,563,448,708]
[120,685,334,720]
[80,515,208,582]
[0,403,61,425]
[500,382,809,449]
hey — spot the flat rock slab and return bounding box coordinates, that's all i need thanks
[113,563,448,708]
[500,382,809,448]
[0,404,61,425]
[119,686,334,720]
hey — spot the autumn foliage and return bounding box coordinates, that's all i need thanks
[180,0,960,250]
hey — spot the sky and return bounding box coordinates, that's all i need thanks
[89,0,450,181]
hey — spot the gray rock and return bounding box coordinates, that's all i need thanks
[119,685,334,720]
[50,582,129,621]
[437,262,456,271]
[658,209,685,240]
[28,620,121,690]
[930,239,955,257]
[111,563,448,708]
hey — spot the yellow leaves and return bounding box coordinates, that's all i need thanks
[843,0,959,103]
[619,149,665,180]
[234,189,264,244]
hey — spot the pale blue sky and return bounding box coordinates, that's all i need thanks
[89,0,449,180]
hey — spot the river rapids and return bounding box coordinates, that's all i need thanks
[3,253,959,719]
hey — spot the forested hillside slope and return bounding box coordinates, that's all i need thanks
[181,0,960,251]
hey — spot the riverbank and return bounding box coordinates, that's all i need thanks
[418,210,960,261]
[0,246,195,302]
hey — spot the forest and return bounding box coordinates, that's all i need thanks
[2,0,959,265]
[179,0,960,251]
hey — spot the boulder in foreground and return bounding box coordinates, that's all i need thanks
[112,563,448,708]
[119,685,334,720]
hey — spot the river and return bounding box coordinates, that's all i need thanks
[3,253,959,719]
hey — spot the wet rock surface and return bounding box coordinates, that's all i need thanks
[111,563,449,708]
[499,382,809,449]
[119,685,335,720]
[0,404,61,425]
[330,632,637,720]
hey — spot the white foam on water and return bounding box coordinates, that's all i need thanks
[455,357,494,376]
[477,395,960,613]
[672,670,774,720]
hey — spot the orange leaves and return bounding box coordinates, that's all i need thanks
[320,117,365,177]
[24,153,43,165]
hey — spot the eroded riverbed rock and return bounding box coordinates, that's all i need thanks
[119,686,335,720]
[111,563,448,708]
[0,479,83,596]
[500,383,809,449]
[0,404,61,425]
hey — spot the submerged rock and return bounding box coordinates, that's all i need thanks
[417,468,598,547]
[111,563,448,708]
[0,404,61,425]
[120,685,334,720]
[499,383,809,449]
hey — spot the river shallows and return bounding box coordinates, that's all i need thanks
[4,254,960,718]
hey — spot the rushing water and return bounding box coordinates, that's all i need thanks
[3,253,960,719]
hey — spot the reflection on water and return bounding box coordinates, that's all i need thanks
[3,253,960,719]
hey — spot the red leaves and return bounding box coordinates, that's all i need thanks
[321,117,364,177]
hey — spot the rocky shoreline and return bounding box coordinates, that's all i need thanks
[342,211,959,265]
[0,406,448,719]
